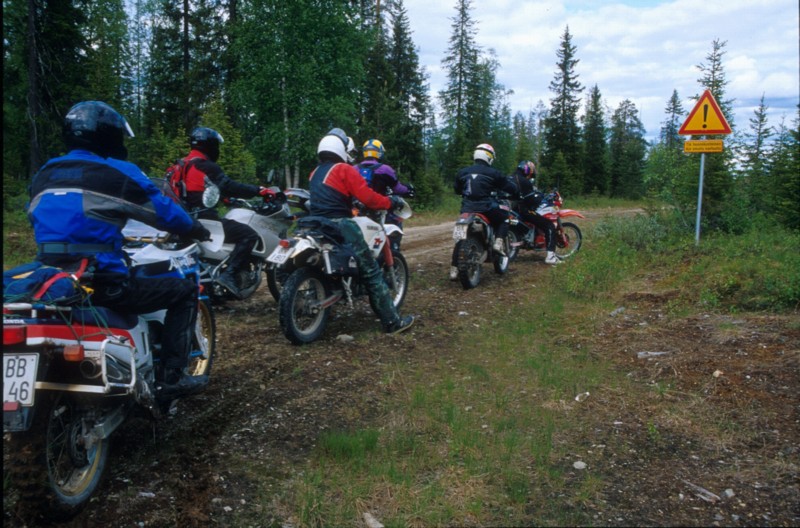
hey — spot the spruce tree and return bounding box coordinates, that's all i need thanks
[609,99,646,199]
[582,84,607,195]
[542,26,584,194]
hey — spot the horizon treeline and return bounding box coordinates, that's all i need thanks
[3,0,798,230]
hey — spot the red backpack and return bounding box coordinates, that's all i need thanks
[165,157,200,203]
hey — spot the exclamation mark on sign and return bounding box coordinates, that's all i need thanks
[702,104,708,129]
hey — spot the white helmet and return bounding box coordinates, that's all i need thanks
[473,143,496,165]
[317,127,356,163]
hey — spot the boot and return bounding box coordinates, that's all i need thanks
[493,237,506,255]
[385,315,415,334]
[544,251,561,265]
[449,265,459,281]
[216,268,239,294]
[156,368,209,398]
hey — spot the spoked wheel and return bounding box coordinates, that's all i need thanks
[374,251,409,310]
[506,229,521,262]
[8,393,111,522]
[266,263,291,302]
[187,298,215,377]
[555,222,582,259]
[493,248,510,275]
[457,236,483,290]
[279,267,331,345]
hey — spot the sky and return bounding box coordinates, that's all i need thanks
[401,0,800,142]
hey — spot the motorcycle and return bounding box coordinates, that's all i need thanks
[451,196,512,290]
[267,199,412,345]
[507,189,584,262]
[3,231,215,521]
[195,187,310,302]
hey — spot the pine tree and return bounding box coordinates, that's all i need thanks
[609,99,646,199]
[439,0,480,179]
[542,26,584,195]
[769,107,800,230]
[582,85,607,195]
[660,89,685,150]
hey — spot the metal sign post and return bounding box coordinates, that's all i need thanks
[695,152,705,245]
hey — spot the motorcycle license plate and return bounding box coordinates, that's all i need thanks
[267,245,292,264]
[3,354,39,407]
[453,224,468,241]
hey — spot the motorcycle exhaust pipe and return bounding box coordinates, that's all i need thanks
[80,359,102,379]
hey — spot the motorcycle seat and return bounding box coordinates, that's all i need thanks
[69,306,139,329]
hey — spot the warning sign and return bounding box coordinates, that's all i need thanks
[679,89,732,135]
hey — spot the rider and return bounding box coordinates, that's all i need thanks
[308,128,415,334]
[178,127,275,295]
[28,101,212,397]
[511,161,560,265]
[450,143,518,280]
[355,138,415,247]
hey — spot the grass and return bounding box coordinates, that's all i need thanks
[269,208,799,526]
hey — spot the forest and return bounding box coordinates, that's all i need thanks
[3,0,799,232]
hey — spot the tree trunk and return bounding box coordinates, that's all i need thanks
[27,0,40,176]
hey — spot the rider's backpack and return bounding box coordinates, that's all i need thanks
[165,157,200,203]
[357,162,383,186]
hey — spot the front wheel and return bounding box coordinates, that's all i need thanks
[555,222,582,259]
[7,393,111,522]
[187,298,215,377]
[279,267,331,345]
[457,236,483,290]
[373,251,409,311]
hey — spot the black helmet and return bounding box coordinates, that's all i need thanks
[189,127,224,162]
[63,101,134,160]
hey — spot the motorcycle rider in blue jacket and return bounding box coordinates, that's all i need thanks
[28,101,212,397]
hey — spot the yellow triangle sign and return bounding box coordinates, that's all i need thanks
[679,89,732,135]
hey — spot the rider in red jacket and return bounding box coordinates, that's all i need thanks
[309,128,415,334]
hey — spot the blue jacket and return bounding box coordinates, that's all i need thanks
[28,150,195,275]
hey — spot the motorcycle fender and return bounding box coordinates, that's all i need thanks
[558,209,586,219]
[198,219,225,253]
[384,224,404,238]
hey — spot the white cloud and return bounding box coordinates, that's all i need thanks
[402,0,799,140]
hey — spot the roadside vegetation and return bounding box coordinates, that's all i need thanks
[259,211,799,526]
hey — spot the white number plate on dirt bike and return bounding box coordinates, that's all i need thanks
[453,224,468,240]
[3,353,39,407]
[267,245,292,264]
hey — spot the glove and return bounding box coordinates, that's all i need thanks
[188,220,212,241]
[405,183,416,198]
[259,186,276,200]
[389,195,404,213]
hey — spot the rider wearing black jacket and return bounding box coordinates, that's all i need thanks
[512,161,560,265]
[451,143,518,279]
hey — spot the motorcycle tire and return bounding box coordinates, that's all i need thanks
[279,267,331,345]
[555,222,582,259]
[371,251,409,314]
[187,298,216,377]
[7,392,110,522]
[266,263,291,302]
[506,229,521,262]
[457,236,483,290]
[493,251,510,275]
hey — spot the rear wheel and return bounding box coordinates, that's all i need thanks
[266,263,291,302]
[457,236,483,290]
[506,229,520,262]
[555,222,582,259]
[279,268,330,345]
[187,298,215,377]
[8,393,111,522]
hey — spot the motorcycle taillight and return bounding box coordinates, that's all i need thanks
[3,325,26,345]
